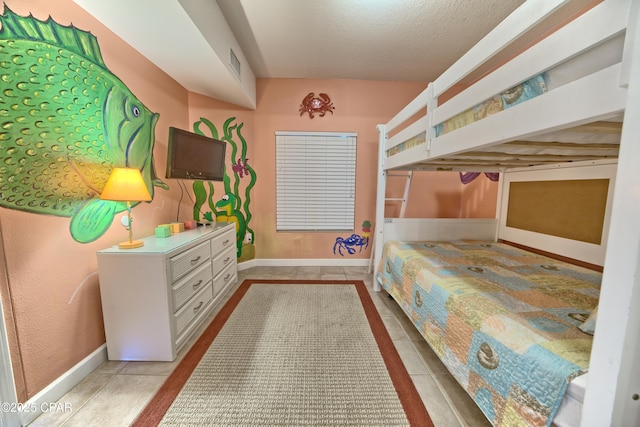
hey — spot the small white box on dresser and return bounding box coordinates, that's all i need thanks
[96,222,237,361]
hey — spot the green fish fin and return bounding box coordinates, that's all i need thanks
[153,178,169,191]
[150,157,169,190]
[0,6,106,68]
[70,199,119,244]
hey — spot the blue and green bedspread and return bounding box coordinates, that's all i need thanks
[376,240,600,427]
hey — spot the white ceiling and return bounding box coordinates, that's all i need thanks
[74,0,526,109]
[217,0,525,80]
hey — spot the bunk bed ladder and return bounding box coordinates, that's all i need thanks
[385,171,413,218]
[368,171,413,273]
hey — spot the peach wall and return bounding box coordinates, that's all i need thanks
[0,0,190,400]
[460,174,499,218]
[385,172,498,218]
[251,78,431,259]
[385,171,463,218]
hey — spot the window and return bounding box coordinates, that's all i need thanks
[276,132,357,231]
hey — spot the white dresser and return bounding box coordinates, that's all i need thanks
[96,223,237,361]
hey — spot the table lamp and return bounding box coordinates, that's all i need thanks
[100,167,152,249]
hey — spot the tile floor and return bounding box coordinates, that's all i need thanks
[28,266,491,427]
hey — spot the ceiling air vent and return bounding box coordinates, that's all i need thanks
[230,48,241,78]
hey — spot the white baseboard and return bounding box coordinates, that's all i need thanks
[20,344,107,426]
[238,258,369,271]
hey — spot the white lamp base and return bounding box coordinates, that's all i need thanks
[118,240,144,249]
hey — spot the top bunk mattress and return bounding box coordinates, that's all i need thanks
[386,73,548,157]
[435,74,548,137]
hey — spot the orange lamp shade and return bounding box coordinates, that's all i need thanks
[100,168,151,202]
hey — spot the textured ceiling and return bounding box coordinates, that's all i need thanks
[74,0,529,108]
[218,0,525,83]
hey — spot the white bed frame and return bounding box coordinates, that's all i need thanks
[373,0,640,425]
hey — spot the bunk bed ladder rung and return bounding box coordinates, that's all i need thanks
[384,171,413,218]
[397,171,412,218]
[369,171,413,273]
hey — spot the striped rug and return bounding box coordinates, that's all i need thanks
[132,279,433,426]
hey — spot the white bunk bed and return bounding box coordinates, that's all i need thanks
[373,0,640,426]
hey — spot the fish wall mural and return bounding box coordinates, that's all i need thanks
[0,7,166,243]
[191,117,256,261]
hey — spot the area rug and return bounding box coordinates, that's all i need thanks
[132,279,433,426]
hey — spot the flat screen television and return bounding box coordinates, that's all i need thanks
[166,127,226,181]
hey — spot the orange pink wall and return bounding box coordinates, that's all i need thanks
[252,78,431,259]
[460,174,500,218]
[385,171,464,218]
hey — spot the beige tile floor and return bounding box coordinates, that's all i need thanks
[29,266,491,427]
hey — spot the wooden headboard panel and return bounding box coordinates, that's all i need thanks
[498,160,617,266]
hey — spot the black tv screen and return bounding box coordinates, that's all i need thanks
[166,127,226,181]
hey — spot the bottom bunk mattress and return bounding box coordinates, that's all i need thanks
[376,240,601,427]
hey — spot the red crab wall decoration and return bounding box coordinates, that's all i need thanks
[299,92,335,118]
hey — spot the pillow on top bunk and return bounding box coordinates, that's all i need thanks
[578,305,598,335]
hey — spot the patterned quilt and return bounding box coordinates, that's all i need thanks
[376,240,600,427]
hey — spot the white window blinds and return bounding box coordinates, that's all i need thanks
[276,132,357,231]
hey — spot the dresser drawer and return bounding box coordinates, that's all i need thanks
[174,282,214,337]
[211,229,235,257]
[211,246,235,277]
[213,262,237,295]
[170,241,210,282]
[172,262,212,312]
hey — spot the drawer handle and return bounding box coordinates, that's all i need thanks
[224,273,231,282]
[223,256,231,264]
[222,239,230,245]
[193,301,204,312]
[190,256,201,265]
[193,279,203,290]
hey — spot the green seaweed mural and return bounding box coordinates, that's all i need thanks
[192,117,256,261]
[0,7,166,243]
